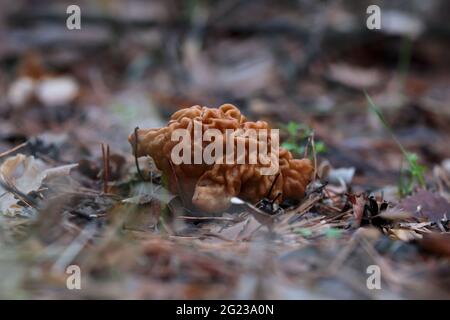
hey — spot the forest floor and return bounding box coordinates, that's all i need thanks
[0,1,449,299]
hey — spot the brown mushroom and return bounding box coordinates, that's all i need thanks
[129,104,313,213]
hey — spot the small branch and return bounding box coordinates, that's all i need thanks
[101,143,110,193]
[133,127,146,181]
[265,173,280,199]
[0,142,28,159]
[0,175,38,209]
[176,215,240,222]
[310,132,318,180]
[51,222,97,274]
[270,192,282,204]
[304,136,311,158]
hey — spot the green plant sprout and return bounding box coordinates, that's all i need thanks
[364,91,426,197]
[280,122,326,157]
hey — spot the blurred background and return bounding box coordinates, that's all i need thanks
[0,0,449,299]
[1,0,450,189]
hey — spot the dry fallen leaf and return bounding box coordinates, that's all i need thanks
[399,189,450,222]
[0,153,77,216]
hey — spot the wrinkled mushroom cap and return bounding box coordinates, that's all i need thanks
[129,104,313,213]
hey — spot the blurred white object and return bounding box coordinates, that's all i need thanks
[35,76,79,107]
[230,197,245,205]
[442,159,450,174]
[7,77,35,107]
[327,167,356,185]
[7,75,79,108]
[381,10,424,38]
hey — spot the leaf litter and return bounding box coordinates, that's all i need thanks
[0,1,450,300]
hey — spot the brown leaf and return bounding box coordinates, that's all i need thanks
[399,189,450,222]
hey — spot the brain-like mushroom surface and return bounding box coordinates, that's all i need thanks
[128,104,313,213]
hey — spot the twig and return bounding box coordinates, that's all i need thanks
[176,215,241,222]
[133,127,146,181]
[0,176,38,209]
[51,222,97,273]
[285,192,322,216]
[101,143,110,193]
[310,132,318,180]
[270,192,282,205]
[265,173,280,198]
[324,210,353,223]
[303,136,311,158]
[106,144,110,191]
[0,142,28,159]
[201,232,235,242]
